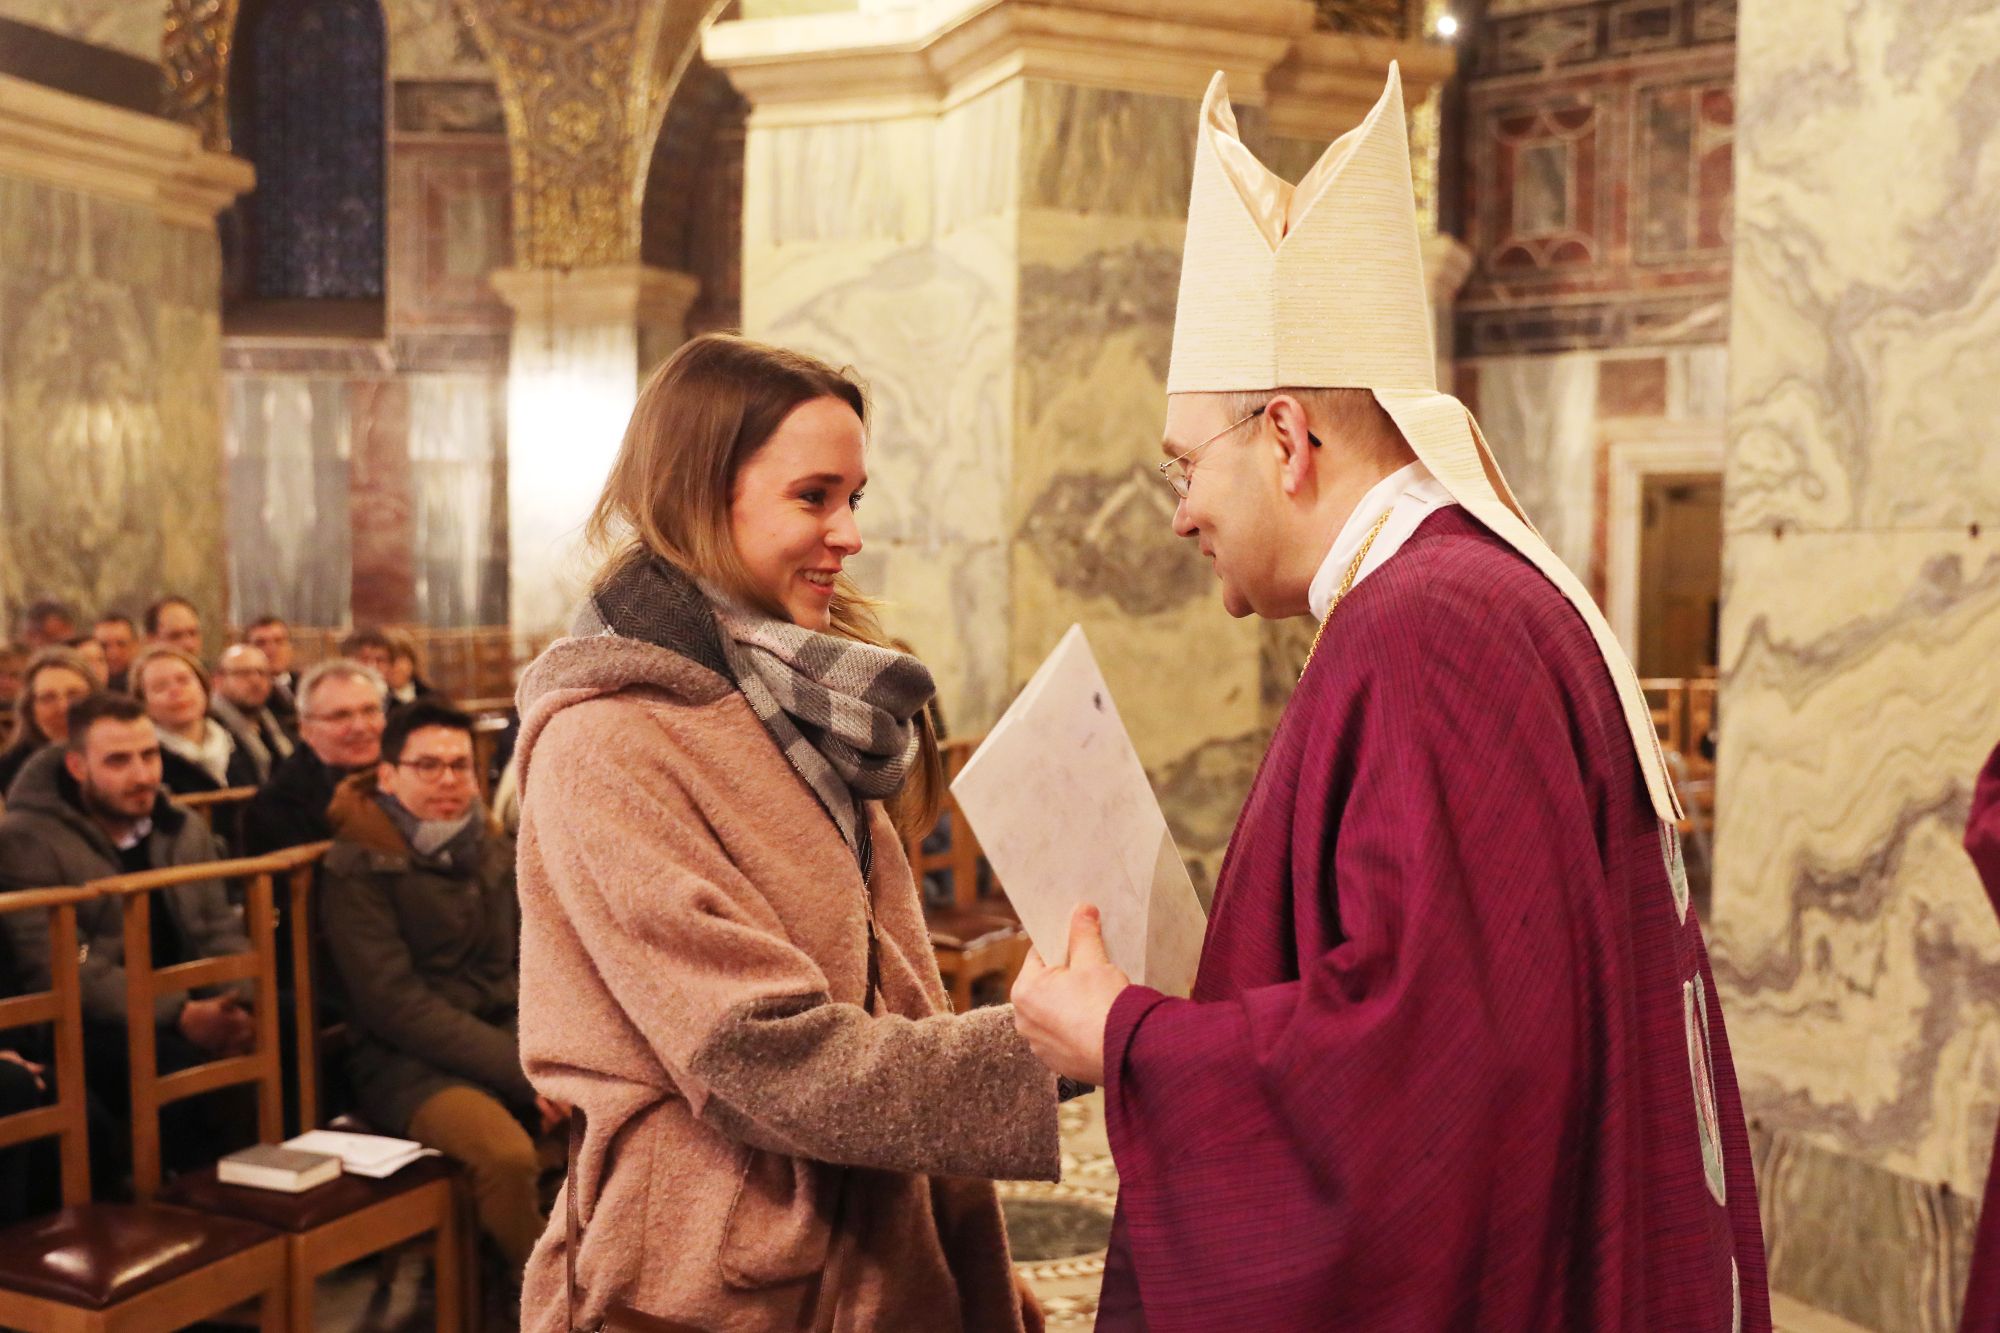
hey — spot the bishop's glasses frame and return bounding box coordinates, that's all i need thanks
[1157,402,1324,500]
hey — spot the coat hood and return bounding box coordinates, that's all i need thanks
[513,555,738,797]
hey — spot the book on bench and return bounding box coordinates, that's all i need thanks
[217,1143,343,1193]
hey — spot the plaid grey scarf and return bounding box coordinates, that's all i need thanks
[709,600,933,862]
[580,554,934,866]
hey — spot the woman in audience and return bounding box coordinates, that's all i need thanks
[133,646,265,853]
[382,629,445,707]
[131,646,265,794]
[513,335,1056,1333]
[0,646,99,797]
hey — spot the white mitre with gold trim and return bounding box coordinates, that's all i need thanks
[1168,63,1683,824]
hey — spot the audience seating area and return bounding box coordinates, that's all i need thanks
[0,612,1032,1331]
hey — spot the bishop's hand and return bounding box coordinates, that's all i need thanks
[1011,904,1131,1087]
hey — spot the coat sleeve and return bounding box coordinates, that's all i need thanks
[319,854,538,1108]
[0,822,171,1025]
[523,703,1058,1183]
[1968,739,2000,902]
[169,820,253,1007]
[1099,591,1623,1323]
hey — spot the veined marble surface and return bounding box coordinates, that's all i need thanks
[0,175,225,627]
[1711,0,2000,1326]
[386,0,491,79]
[225,376,354,627]
[745,85,1019,727]
[738,75,1290,881]
[0,0,157,57]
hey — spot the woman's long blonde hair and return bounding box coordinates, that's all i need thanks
[585,333,944,844]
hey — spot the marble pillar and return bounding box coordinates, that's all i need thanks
[1709,1,2000,1328]
[492,265,698,633]
[0,75,250,639]
[710,0,1452,892]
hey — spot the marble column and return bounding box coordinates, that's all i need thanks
[0,73,251,636]
[707,0,1452,893]
[491,264,698,633]
[1708,1,2000,1328]
[458,0,715,633]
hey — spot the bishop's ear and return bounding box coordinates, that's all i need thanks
[1267,393,1319,496]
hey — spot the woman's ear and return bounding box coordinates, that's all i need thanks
[1266,394,1317,497]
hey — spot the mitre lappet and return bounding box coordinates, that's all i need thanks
[1168,61,1684,824]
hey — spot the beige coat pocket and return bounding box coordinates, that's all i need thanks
[717,1148,838,1290]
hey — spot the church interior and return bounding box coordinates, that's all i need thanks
[0,0,1992,1329]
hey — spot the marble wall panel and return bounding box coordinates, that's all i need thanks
[752,225,1016,720]
[1465,351,1603,578]
[744,88,1020,726]
[349,378,417,625]
[0,175,227,633]
[389,136,513,334]
[1754,1123,1978,1333]
[1724,6,2000,538]
[1014,203,1264,887]
[393,79,506,135]
[1711,5,2000,1321]
[408,374,507,626]
[1019,82,1196,219]
[0,0,157,58]
[224,375,354,626]
[935,80,1020,234]
[743,116,935,253]
[506,323,638,635]
[1712,531,2000,1331]
[384,0,490,80]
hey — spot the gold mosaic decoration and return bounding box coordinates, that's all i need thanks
[1312,0,1417,37]
[163,0,240,152]
[1407,0,1450,236]
[458,0,705,270]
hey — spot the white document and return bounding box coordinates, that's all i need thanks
[951,625,1207,997]
[285,1129,439,1179]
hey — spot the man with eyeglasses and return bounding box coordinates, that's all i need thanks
[211,643,295,774]
[243,659,388,855]
[319,699,550,1289]
[1009,64,1764,1331]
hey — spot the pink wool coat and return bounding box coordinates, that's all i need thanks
[513,631,1059,1333]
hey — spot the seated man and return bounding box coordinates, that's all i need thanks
[143,595,203,658]
[0,693,255,1189]
[212,643,295,773]
[320,700,550,1279]
[93,613,138,694]
[243,659,386,854]
[243,615,300,734]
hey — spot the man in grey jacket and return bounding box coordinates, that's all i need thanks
[0,692,255,1190]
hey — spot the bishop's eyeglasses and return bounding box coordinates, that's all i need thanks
[1156,404,1321,499]
[1158,407,1265,500]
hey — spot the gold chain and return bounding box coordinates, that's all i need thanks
[1301,507,1395,678]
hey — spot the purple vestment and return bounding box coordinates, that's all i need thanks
[1096,507,1768,1331]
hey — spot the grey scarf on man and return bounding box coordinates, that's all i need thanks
[579,554,934,870]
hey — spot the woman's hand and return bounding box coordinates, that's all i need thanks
[1011,905,1130,1087]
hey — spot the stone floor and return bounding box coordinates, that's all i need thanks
[1006,1093,1120,1329]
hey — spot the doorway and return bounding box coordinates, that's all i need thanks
[1636,473,1722,678]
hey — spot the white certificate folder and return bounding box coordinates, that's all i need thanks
[951,625,1207,997]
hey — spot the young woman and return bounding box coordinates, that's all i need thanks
[514,335,1056,1332]
[0,647,99,797]
[130,646,266,793]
